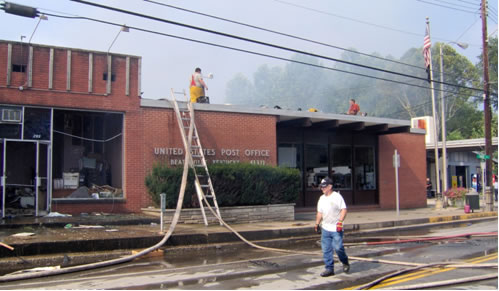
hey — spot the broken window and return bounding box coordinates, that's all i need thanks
[52,110,124,199]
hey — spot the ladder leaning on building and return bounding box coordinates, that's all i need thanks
[170,89,222,226]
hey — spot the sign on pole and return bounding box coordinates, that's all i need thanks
[394,149,400,217]
[476,153,490,160]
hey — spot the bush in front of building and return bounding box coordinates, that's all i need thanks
[145,164,196,208]
[145,163,300,208]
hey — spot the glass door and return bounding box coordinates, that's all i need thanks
[36,142,51,216]
[1,140,51,218]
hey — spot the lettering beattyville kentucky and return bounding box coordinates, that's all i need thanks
[153,147,270,165]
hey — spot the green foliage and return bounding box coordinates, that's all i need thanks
[144,163,195,208]
[446,102,483,140]
[224,44,484,122]
[145,163,300,208]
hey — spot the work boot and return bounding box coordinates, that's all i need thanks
[320,269,334,277]
[343,263,350,273]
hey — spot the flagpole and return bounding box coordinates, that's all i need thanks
[426,17,442,207]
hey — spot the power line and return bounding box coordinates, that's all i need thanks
[456,0,483,6]
[143,0,428,73]
[416,0,481,14]
[274,0,478,44]
[433,0,480,10]
[387,90,484,116]
[144,0,474,89]
[42,11,477,98]
[273,0,425,37]
[455,16,481,41]
[69,0,487,95]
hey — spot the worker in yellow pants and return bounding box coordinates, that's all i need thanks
[189,68,208,103]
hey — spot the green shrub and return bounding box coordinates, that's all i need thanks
[145,162,300,208]
[144,163,195,208]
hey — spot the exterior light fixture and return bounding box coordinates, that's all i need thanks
[107,25,130,53]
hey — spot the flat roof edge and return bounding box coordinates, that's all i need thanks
[140,99,412,127]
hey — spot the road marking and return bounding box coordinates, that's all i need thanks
[345,253,498,289]
[369,253,498,289]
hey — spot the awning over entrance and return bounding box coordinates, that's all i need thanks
[275,111,413,134]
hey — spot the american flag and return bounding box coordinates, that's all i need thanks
[423,26,431,69]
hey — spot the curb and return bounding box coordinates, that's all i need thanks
[1,212,496,258]
[428,211,498,223]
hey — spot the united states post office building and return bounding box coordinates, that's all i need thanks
[0,40,427,217]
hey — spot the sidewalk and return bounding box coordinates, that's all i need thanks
[0,199,497,259]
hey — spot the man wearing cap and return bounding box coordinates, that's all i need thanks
[315,177,350,277]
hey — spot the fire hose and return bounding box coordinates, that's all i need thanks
[0,163,496,283]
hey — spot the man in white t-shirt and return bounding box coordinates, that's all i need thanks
[315,177,350,277]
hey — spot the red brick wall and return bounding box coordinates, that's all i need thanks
[141,108,278,209]
[378,133,426,209]
[32,46,50,89]
[0,41,142,215]
[0,41,140,111]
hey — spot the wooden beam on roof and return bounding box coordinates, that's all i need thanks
[311,120,339,129]
[381,126,411,134]
[339,122,365,131]
[364,123,389,133]
[277,117,312,128]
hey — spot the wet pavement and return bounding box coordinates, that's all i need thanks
[0,199,497,259]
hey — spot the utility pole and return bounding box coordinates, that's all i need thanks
[480,0,493,211]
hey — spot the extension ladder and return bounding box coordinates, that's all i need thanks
[170,89,222,226]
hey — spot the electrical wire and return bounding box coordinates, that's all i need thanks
[52,130,122,143]
[0,131,191,283]
[416,0,481,14]
[144,0,476,87]
[143,0,428,73]
[433,0,480,10]
[457,0,482,6]
[42,12,473,97]
[273,0,426,38]
[69,0,486,94]
[454,16,481,43]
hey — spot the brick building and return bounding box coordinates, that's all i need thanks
[0,40,427,217]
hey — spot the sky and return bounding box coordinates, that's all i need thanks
[1,0,497,104]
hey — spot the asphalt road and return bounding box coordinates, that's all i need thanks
[0,220,497,290]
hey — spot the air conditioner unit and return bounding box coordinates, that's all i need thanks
[411,116,434,144]
[1,108,22,123]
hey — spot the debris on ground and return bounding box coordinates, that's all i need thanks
[72,225,104,229]
[10,232,35,237]
[8,265,60,275]
[0,242,14,251]
[44,212,72,217]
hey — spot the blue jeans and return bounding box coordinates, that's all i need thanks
[321,228,349,271]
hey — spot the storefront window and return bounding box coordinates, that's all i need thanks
[305,144,328,188]
[24,107,51,140]
[330,146,352,189]
[278,143,302,170]
[355,146,376,190]
[52,110,123,200]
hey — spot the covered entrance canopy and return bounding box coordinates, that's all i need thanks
[274,109,416,207]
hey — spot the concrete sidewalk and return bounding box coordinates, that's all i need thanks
[0,200,496,275]
[0,199,496,255]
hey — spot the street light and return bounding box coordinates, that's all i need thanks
[107,25,130,53]
[439,41,468,206]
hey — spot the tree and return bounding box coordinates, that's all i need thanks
[225,44,481,124]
